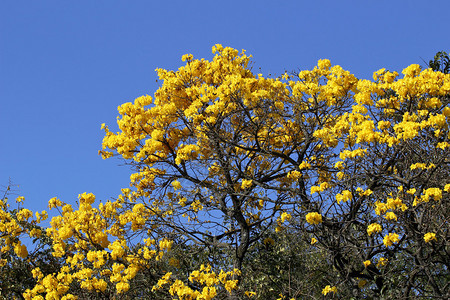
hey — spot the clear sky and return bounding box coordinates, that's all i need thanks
[1,0,449,215]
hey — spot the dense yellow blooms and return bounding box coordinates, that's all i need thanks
[280,212,292,223]
[310,182,331,195]
[14,241,28,258]
[152,265,240,298]
[377,257,388,267]
[305,212,323,225]
[1,45,449,299]
[383,233,400,247]
[241,179,253,190]
[367,223,382,236]
[335,190,352,204]
[413,187,443,206]
[322,285,337,295]
[424,232,436,243]
[384,211,398,221]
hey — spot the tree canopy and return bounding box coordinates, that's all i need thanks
[1,45,449,299]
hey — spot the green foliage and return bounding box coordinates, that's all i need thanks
[428,51,450,74]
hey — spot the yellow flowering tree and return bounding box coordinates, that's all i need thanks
[1,46,449,299]
[98,46,449,299]
[0,184,63,299]
[291,62,450,298]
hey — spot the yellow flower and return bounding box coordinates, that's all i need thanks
[31,267,44,280]
[322,285,337,295]
[367,223,382,236]
[153,272,172,291]
[414,188,443,206]
[437,142,449,149]
[406,188,416,195]
[15,196,25,203]
[241,179,253,189]
[16,208,33,221]
[310,182,330,195]
[373,68,386,81]
[377,257,388,267]
[383,233,400,247]
[402,64,421,77]
[59,227,73,240]
[374,201,388,215]
[48,197,62,209]
[424,232,436,243]
[224,279,238,292]
[384,211,397,221]
[310,186,321,194]
[311,237,318,245]
[116,281,130,293]
[287,170,302,180]
[245,291,256,297]
[172,180,182,190]
[181,53,193,61]
[280,212,292,223]
[110,240,127,260]
[363,260,371,267]
[305,212,322,225]
[317,59,331,70]
[336,190,352,204]
[159,238,173,251]
[14,242,28,258]
[29,228,42,238]
[444,184,450,192]
[274,101,284,110]
[78,192,96,205]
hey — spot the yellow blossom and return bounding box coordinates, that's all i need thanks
[367,223,382,236]
[424,232,436,243]
[383,233,400,247]
[280,212,291,223]
[172,180,182,190]
[377,257,388,267]
[305,212,322,225]
[241,179,253,189]
[384,211,398,221]
[336,190,352,204]
[245,291,256,297]
[116,281,130,293]
[322,285,337,295]
[14,241,28,258]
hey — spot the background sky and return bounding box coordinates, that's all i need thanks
[1,0,449,216]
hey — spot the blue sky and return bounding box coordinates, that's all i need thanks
[1,0,449,215]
